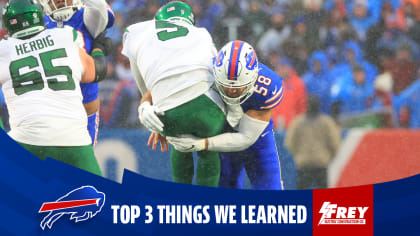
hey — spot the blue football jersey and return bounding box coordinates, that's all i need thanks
[45,8,115,53]
[241,63,284,112]
[241,63,284,129]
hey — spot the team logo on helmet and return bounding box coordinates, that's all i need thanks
[246,50,257,70]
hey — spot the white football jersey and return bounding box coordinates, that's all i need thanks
[122,20,217,102]
[0,27,91,146]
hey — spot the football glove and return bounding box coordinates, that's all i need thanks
[92,30,112,56]
[166,135,206,152]
[138,102,164,133]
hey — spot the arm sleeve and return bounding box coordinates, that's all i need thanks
[121,29,147,95]
[207,114,269,152]
[82,0,109,38]
[129,59,147,95]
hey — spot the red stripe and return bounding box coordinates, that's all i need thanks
[265,87,283,104]
[39,199,98,212]
[229,41,243,80]
[250,50,256,67]
[261,94,283,109]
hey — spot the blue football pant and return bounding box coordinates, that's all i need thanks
[219,129,283,190]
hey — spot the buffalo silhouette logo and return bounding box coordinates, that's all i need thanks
[39,186,105,230]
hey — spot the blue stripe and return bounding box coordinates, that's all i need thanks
[234,41,245,79]
[227,41,236,80]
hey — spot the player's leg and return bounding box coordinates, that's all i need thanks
[244,129,283,190]
[18,143,102,176]
[64,145,102,176]
[170,150,194,184]
[161,94,225,186]
[81,83,100,147]
[190,95,225,186]
[195,150,221,186]
[159,103,195,184]
[219,152,246,189]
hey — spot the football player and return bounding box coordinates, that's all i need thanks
[0,0,110,175]
[122,1,226,187]
[40,0,115,147]
[168,40,284,190]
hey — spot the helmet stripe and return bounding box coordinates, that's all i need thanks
[249,50,256,68]
[228,40,244,80]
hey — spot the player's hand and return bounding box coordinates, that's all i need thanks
[138,102,164,133]
[92,30,112,56]
[147,132,169,152]
[166,135,207,152]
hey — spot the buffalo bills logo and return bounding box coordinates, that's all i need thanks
[39,186,105,230]
[215,50,225,67]
[245,50,257,70]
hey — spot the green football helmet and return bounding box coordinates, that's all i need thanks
[2,0,45,38]
[155,1,195,25]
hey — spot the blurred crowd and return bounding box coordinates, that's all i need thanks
[103,0,420,130]
[1,0,420,131]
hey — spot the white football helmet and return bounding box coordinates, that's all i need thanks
[40,0,83,21]
[213,40,259,105]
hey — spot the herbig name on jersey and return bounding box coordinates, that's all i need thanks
[14,35,55,56]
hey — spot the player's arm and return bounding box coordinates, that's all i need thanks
[207,109,272,152]
[129,58,148,96]
[79,30,112,83]
[138,91,164,133]
[82,0,110,38]
[167,109,272,152]
[137,91,168,151]
[121,28,147,95]
[79,48,107,83]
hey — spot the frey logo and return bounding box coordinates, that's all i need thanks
[318,202,369,225]
[39,186,105,230]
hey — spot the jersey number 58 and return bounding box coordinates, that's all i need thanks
[254,75,272,96]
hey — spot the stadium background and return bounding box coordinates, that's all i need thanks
[0,0,419,189]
